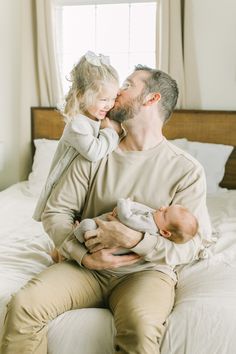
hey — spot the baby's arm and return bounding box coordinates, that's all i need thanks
[117,198,158,235]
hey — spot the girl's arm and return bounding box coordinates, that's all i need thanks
[62,118,120,162]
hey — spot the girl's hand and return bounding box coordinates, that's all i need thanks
[109,120,122,135]
[100,117,111,129]
[100,117,122,135]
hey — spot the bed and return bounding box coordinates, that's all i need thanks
[1,108,236,354]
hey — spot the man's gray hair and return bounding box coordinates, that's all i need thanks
[135,65,179,123]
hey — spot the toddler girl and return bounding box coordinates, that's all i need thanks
[33,51,122,221]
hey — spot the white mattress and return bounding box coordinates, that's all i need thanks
[1,182,236,354]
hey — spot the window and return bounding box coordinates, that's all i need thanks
[54,0,156,94]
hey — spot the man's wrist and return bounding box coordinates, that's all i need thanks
[81,251,89,267]
[131,232,157,256]
[127,230,144,248]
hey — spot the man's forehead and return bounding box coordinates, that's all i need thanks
[127,70,149,84]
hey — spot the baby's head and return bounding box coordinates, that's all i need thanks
[63,51,119,121]
[153,204,198,244]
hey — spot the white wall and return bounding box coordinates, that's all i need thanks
[185,0,236,109]
[0,0,22,189]
[0,0,236,190]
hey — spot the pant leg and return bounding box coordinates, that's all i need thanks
[0,261,104,354]
[108,270,175,354]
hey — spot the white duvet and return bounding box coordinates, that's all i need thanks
[1,182,236,354]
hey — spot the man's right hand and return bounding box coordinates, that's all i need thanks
[81,248,141,270]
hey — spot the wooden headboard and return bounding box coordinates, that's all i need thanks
[31,107,236,189]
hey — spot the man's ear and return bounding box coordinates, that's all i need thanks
[143,93,161,106]
[159,229,172,238]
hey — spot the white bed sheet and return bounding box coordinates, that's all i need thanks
[0,182,236,354]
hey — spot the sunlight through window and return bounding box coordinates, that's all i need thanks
[54,1,156,94]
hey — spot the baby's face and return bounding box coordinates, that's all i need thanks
[154,205,182,230]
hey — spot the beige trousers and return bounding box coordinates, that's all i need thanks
[0,261,175,354]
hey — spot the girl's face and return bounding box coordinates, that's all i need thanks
[86,82,119,121]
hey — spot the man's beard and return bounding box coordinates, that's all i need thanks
[108,94,144,123]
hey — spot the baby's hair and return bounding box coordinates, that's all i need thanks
[168,207,199,243]
[62,52,119,121]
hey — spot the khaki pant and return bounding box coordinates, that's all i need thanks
[0,261,175,354]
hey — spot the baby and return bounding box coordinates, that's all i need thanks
[75,198,199,246]
[52,198,199,262]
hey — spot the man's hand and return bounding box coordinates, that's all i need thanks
[82,248,140,270]
[84,214,143,253]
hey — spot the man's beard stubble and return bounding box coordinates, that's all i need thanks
[108,104,133,123]
[108,94,144,123]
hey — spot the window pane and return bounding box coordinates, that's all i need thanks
[130,3,156,52]
[62,6,95,55]
[109,52,130,82]
[129,52,155,69]
[96,4,129,53]
[55,1,156,93]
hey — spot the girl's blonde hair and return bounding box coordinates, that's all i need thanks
[62,52,119,120]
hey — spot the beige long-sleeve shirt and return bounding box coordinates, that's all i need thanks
[42,138,213,281]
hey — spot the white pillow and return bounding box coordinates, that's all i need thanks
[169,138,188,149]
[27,139,59,197]
[170,139,233,194]
[185,141,233,194]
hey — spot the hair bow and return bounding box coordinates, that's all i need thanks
[85,51,110,66]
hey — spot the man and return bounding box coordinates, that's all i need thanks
[0,66,212,354]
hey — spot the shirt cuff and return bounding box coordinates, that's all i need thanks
[59,232,88,266]
[130,232,157,256]
[70,246,88,266]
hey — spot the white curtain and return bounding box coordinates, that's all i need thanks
[156,0,185,108]
[35,0,63,105]
[19,0,62,180]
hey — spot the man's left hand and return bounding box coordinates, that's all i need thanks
[84,215,143,253]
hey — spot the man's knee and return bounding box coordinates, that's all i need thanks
[116,309,164,335]
[1,282,49,354]
[7,293,29,322]
[114,312,164,354]
[7,278,46,324]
